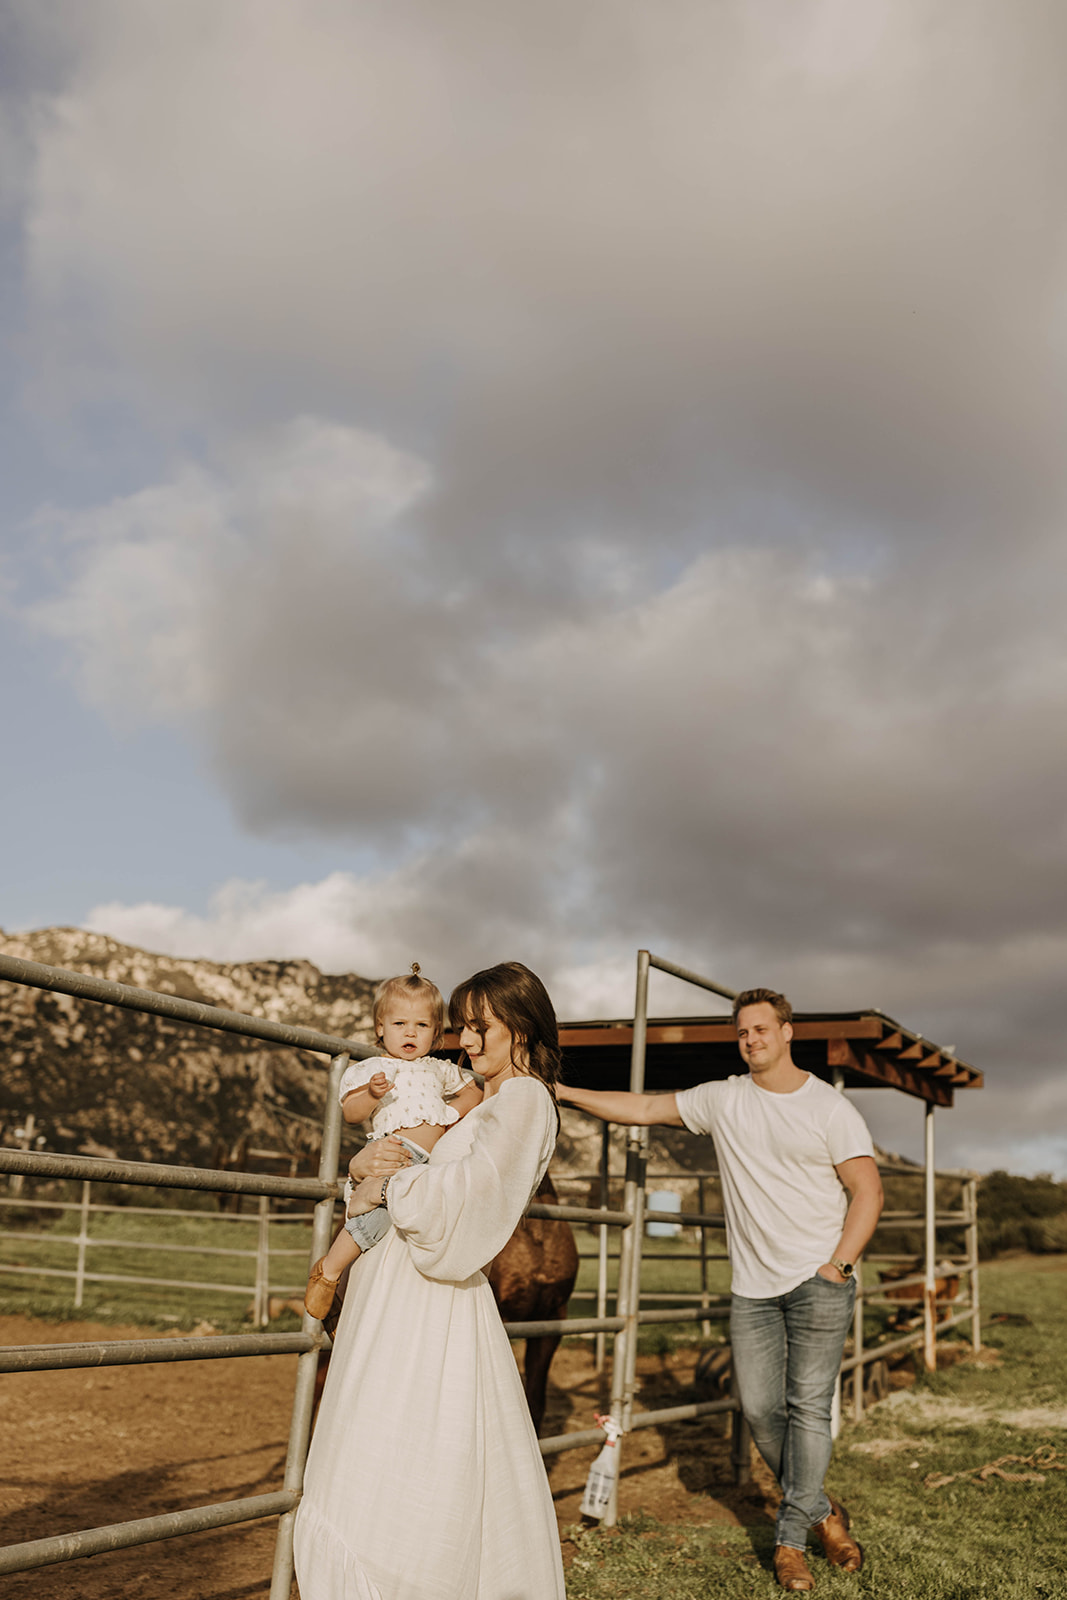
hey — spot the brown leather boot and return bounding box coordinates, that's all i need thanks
[304,1258,341,1321]
[812,1498,863,1572]
[773,1545,815,1591]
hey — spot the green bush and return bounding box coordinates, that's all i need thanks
[977,1170,1067,1258]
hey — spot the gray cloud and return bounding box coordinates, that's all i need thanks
[7,1,1067,1172]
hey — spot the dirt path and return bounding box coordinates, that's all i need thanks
[0,1319,774,1598]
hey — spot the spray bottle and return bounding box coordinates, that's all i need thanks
[580,1412,622,1519]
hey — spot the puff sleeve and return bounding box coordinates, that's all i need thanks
[337,1056,390,1105]
[385,1077,556,1283]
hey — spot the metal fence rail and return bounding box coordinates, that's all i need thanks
[0,1493,299,1577]
[0,1168,633,1327]
[0,952,646,1587]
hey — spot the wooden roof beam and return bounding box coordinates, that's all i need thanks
[826,1038,954,1107]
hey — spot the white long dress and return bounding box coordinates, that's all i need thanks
[293,1075,566,1600]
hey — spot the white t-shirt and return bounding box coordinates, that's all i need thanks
[675,1072,876,1298]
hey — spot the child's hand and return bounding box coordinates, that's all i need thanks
[368,1070,394,1100]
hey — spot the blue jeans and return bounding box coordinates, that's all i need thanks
[731,1273,856,1550]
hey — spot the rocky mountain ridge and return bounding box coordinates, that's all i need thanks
[0,927,377,1169]
[0,926,719,1193]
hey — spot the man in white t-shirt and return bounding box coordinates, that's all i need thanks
[559,988,883,1593]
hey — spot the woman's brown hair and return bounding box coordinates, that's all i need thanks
[449,961,562,1121]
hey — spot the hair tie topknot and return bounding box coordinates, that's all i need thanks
[410,962,421,976]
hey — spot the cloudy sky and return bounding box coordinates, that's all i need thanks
[3,1,1066,1176]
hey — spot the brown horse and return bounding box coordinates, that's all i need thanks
[485,1172,579,1436]
[312,1172,578,1436]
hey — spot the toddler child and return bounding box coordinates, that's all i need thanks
[304,964,481,1318]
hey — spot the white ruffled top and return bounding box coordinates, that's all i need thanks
[338,1054,475,1140]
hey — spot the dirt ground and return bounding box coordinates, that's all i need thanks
[0,1318,779,1599]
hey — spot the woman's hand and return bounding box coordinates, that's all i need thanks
[346,1174,388,1216]
[348,1136,412,1184]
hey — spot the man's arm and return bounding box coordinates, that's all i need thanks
[818,1155,884,1281]
[558,1084,684,1127]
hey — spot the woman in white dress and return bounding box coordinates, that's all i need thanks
[293,961,568,1600]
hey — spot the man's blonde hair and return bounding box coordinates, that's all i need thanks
[731,987,793,1028]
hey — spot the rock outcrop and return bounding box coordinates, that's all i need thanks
[0,926,749,1197]
[0,927,376,1170]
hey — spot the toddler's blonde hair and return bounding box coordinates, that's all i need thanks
[372,963,445,1048]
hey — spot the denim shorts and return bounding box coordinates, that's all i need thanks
[343,1138,428,1252]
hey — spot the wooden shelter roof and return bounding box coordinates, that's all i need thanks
[447,1009,983,1108]
[557,1010,982,1107]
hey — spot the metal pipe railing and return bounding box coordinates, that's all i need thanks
[645,953,738,1003]
[0,1146,337,1199]
[605,949,650,1521]
[0,1330,317,1374]
[0,952,376,1061]
[0,1493,297,1577]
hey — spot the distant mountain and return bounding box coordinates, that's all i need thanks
[0,927,376,1170]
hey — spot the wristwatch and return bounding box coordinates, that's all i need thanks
[379,1176,390,1207]
[830,1257,854,1278]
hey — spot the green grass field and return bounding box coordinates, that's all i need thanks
[565,1256,1067,1599]
[0,1186,318,1329]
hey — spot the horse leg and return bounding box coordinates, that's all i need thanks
[523,1327,563,1438]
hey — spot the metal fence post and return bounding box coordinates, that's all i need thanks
[923,1102,937,1372]
[269,1051,348,1600]
[73,1181,91,1310]
[605,948,650,1526]
[595,1122,609,1375]
[622,1124,649,1432]
[255,1195,270,1328]
[729,1365,751,1485]
[698,1176,711,1340]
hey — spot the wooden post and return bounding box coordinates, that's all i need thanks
[852,1261,865,1423]
[965,1176,981,1353]
[923,1102,937,1372]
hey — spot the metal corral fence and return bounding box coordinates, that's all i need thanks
[0,1178,322,1324]
[0,950,642,1590]
[0,947,980,1588]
